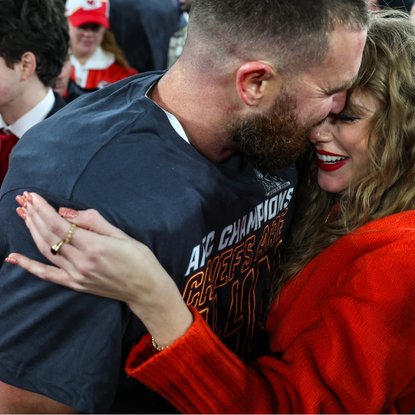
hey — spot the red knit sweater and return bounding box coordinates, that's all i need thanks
[126,211,415,414]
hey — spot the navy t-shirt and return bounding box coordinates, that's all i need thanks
[0,72,299,413]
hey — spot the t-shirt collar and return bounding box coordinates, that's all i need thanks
[145,82,190,144]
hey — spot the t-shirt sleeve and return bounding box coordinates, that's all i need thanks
[0,189,129,413]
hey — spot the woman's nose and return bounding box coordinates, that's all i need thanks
[309,122,330,144]
[309,125,321,143]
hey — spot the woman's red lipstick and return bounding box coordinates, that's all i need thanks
[315,148,349,172]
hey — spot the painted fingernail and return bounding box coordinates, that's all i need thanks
[23,191,33,204]
[16,195,26,208]
[5,257,17,264]
[16,207,27,220]
[59,207,79,219]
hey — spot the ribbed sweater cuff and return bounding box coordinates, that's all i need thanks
[125,306,249,414]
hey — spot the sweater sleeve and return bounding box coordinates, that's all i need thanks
[126,237,415,414]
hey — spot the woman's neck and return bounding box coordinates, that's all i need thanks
[73,54,91,65]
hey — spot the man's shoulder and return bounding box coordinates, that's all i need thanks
[64,71,164,114]
[1,72,167,200]
[26,71,165,144]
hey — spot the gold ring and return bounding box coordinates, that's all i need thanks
[51,240,64,255]
[51,223,77,255]
[65,223,76,244]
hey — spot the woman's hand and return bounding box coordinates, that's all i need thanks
[7,192,193,348]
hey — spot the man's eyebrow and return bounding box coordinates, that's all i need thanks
[325,74,358,95]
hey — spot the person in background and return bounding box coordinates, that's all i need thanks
[168,0,195,68]
[0,0,368,412]
[368,0,379,10]
[11,11,415,414]
[53,54,72,98]
[54,51,97,104]
[66,0,137,90]
[378,0,414,12]
[109,0,181,73]
[0,0,69,187]
[178,0,194,13]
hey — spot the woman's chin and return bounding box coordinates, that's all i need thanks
[317,176,347,194]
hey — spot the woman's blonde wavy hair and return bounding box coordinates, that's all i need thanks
[272,11,415,298]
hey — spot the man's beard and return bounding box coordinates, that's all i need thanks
[230,93,312,173]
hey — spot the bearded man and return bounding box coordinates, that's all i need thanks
[0,0,368,413]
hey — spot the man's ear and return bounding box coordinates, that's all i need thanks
[19,52,37,81]
[236,62,279,107]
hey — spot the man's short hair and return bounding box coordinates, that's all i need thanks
[189,0,369,75]
[0,0,69,87]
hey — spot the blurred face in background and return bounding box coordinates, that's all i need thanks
[368,0,380,11]
[179,0,194,13]
[54,54,72,96]
[69,22,105,62]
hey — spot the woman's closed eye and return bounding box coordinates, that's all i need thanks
[336,113,361,122]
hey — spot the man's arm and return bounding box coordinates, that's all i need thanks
[0,381,77,413]
[0,190,128,413]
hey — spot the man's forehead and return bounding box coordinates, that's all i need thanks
[281,28,366,97]
[324,73,359,96]
[313,28,367,93]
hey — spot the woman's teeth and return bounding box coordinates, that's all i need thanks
[316,153,347,164]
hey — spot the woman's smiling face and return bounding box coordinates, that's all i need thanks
[308,91,378,194]
[69,22,106,61]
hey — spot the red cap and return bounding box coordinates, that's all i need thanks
[65,0,110,29]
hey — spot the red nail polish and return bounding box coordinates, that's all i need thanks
[16,195,27,208]
[5,257,17,264]
[16,207,27,220]
[23,191,33,204]
[59,207,79,219]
